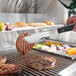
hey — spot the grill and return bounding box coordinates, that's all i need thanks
[0,48,75,76]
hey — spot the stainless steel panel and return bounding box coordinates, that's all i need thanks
[0,13,27,24]
[1,0,33,13]
[49,31,76,44]
[0,13,45,23]
[58,62,76,76]
[0,0,53,13]
[26,14,44,22]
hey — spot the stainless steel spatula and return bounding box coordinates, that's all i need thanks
[23,23,75,43]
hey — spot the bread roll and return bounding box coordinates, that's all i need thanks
[14,22,28,27]
[44,21,54,25]
[27,23,47,27]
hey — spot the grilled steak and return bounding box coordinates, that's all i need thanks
[0,64,21,76]
[0,56,7,65]
[16,33,35,55]
[26,55,56,71]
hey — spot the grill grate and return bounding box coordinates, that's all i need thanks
[0,48,75,76]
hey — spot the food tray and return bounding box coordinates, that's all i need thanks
[33,39,76,60]
[0,25,63,32]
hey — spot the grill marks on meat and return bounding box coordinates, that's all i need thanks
[16,33,35,55]
[0,64,21,76]
[0,56,7,65]
[26,55,56,71]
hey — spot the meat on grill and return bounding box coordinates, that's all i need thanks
[26,55,56,71]
[0,64,21,76]
[16,33,35,55]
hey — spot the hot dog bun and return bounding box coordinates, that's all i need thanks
[27,23,47,27]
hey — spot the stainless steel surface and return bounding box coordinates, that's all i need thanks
[58,62,76,76]
[0,0,53,13]
[0,13,45,23]
[0,13,27,24]
[0,48,76,76]
[1,0,32,13]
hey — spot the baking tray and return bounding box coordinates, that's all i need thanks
[33,39,76,60]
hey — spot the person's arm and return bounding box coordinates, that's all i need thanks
[66,15,76,32]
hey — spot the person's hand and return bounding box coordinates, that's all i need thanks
[66,15,76,32]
